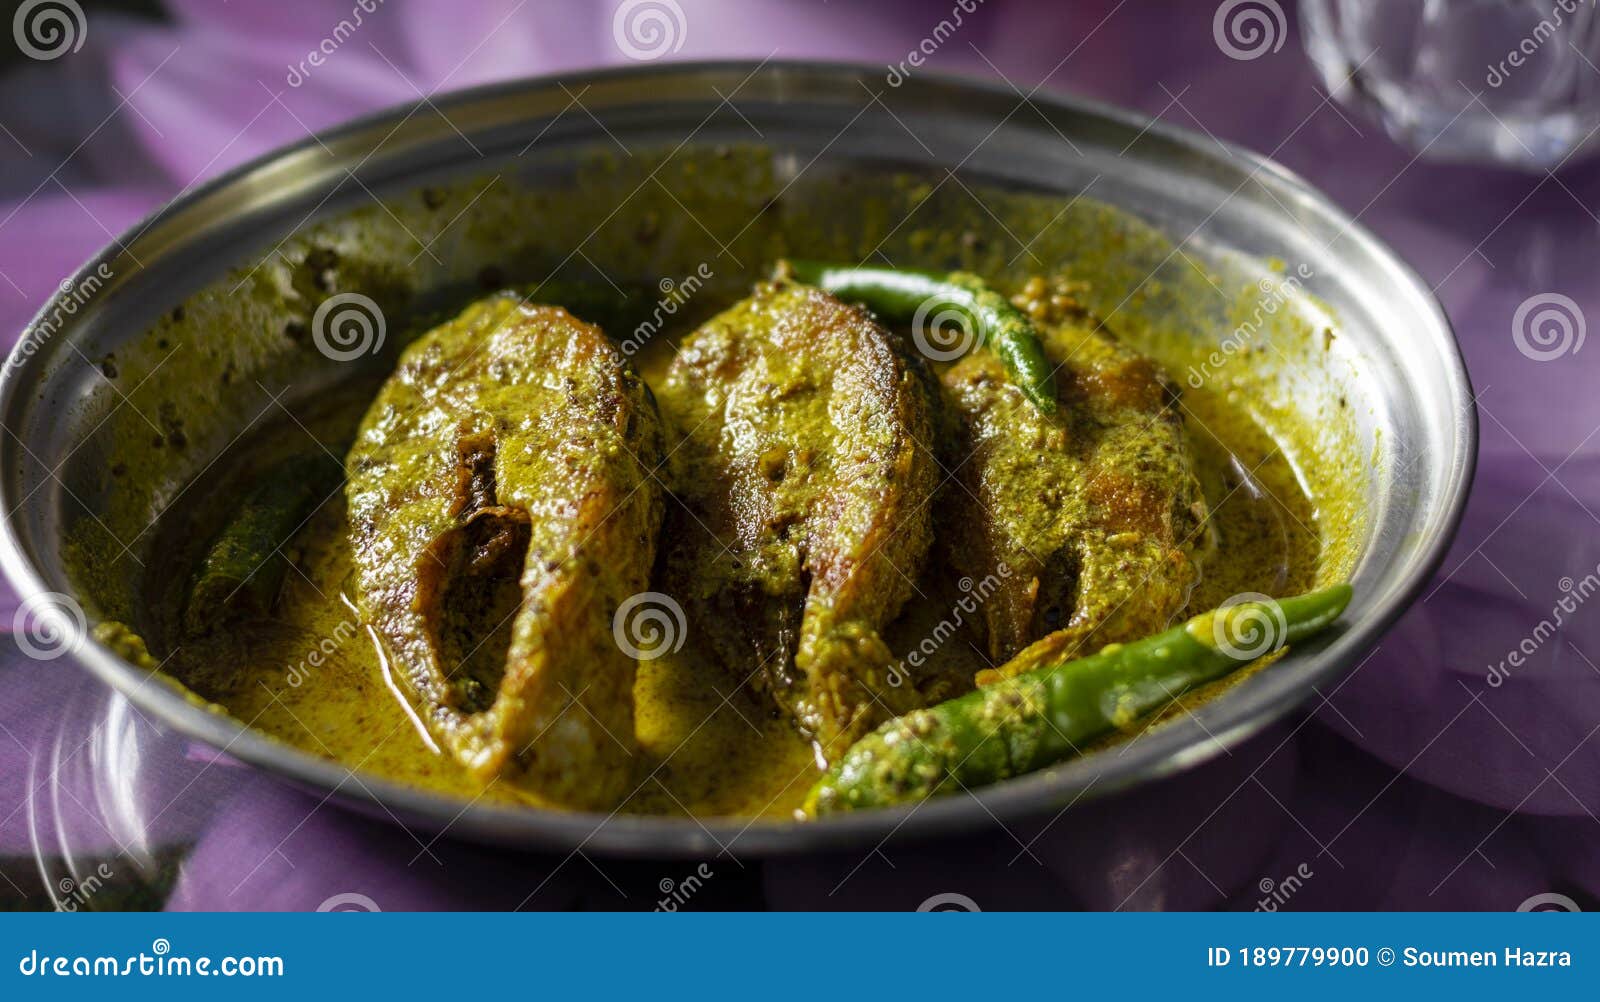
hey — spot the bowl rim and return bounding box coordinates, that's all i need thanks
[0,59,1478,857]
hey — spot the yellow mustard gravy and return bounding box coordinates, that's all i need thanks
[162,306,1320,820]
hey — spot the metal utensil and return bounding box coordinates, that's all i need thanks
[0,62,1475,856]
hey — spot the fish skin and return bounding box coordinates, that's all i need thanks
[346,294,663,809]
[940,286,1208,678]
[656,282,939,758]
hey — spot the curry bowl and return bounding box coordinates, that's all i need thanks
[0,63,1474,855]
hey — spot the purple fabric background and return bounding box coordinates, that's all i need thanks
[1,0,1596,911]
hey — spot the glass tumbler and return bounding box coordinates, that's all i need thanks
[1300,0,1600,169]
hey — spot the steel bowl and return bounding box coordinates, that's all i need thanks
[0,62,1475,856]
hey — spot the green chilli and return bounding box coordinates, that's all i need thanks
[783,260,1057,413]
[806,584,1353,815]
[183,452,344,636]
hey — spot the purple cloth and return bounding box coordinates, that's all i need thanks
[1,0,1595,911]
